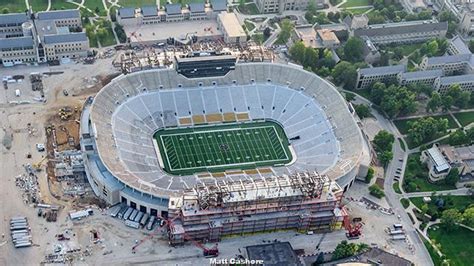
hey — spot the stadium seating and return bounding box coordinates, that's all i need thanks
[90,63,363,196]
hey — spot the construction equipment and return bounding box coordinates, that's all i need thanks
[131,214,218,257]
[344,214,363,239]
[33,156,48,170]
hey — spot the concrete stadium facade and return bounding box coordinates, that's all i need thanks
[80,63,368,217]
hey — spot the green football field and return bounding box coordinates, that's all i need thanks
[154,121,292,175]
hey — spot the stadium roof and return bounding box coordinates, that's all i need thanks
[189,2,205,13]
[401,69,443,80]
[141,6,157,17]
[43,32,87,44]
[166,4,182,15]
[359,65,405,76]
[354,20,447,38]
[211,0,227,11]
[0,37,34,49]
[37,10,80,20]
[118,7,135,18]
[0,13,28,25]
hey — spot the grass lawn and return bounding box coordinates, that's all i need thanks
[345,7,372,15]
[393,182,401,194]
[453,111,474,127]
[29,0,49,11]
[0,0,26,13]
[411,196,474,214]
[50,0,77,10]
[421,238,444,266]
[83,0,107,16]
[428,225,474,266]
[155,121,292,175]
[398,138,406,152]
[355,88,371,100]
[238,3,259,15]
[382,43,423,57]
[394,115,458,135]
[119,0,157,8]
[402,153,456,192]
[244,20,255,31]
[400,198,410,209]
[341,0,370,8]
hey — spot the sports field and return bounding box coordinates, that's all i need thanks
[154,121,292,175]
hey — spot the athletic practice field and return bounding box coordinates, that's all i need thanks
[154,121,292,175]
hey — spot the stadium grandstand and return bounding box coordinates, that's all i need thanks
[80,61,368,219]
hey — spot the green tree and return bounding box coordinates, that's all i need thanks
[354,104,371,118]
[1,7,9,14]
[421,204,429,215]
[427,92,442,112]
[448,130,468,146]
[442,95,454,111]
[373,130,395,152]
[470,40,474,53]
[332,61,358,90]
[467,127,474,142]
[275,19,293,45]
[252,34,264,45]
[365,167,374,183]
[463,207,474,227]
[444,168,459,186]
[290,41,306,63]
[407,117,448,146]
[343,37,364,62]
[369,184,385,198]
[95,6,101,14]
[332,241,358,260]
[378,150,393,166]
[441,208,463,231]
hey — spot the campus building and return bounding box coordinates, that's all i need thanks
[255,0,325,13]
[447,35,471,55]
[0,9,89,66]
[420,54,472,75]
[116,0,227,25]
[216,12,246,44]
[167,172,345,244]
[353,20,447,45]
[292,25,340,49]
[355,65,406,89]
[422,144,474,182]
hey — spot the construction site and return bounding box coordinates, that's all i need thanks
[113,42,274,73]
[167,172,346,247]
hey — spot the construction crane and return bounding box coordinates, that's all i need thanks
[344,214,363,239]
[131,214,179,253]
[33,156,48,170]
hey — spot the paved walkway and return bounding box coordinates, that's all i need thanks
[404,187,470,198]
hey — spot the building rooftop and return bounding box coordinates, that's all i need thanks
[218,12,245,38]
[316,29,339,43]
[118,7,136,18]
[427,145,450,172]
[0,13,28,25]
[354,20,447,38]
[37,9,80,20]
[359,65,405,76]
[211,0,227,11]
[294,25,317,48]
[343,14,368,30]
[322,247,412,266]
[401,69,443,80]
[188,2,205,13]
[450,35,471,55]
[439,73,474,85]
[43,32,88,44]
[166,4,182,15]
[0,36,34,49]
[141,6,157,17]
[246,242,302,266]
[426,53,472,65]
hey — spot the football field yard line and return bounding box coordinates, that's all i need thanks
[155,122,293,173]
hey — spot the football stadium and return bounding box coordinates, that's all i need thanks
[81,59,368,229]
